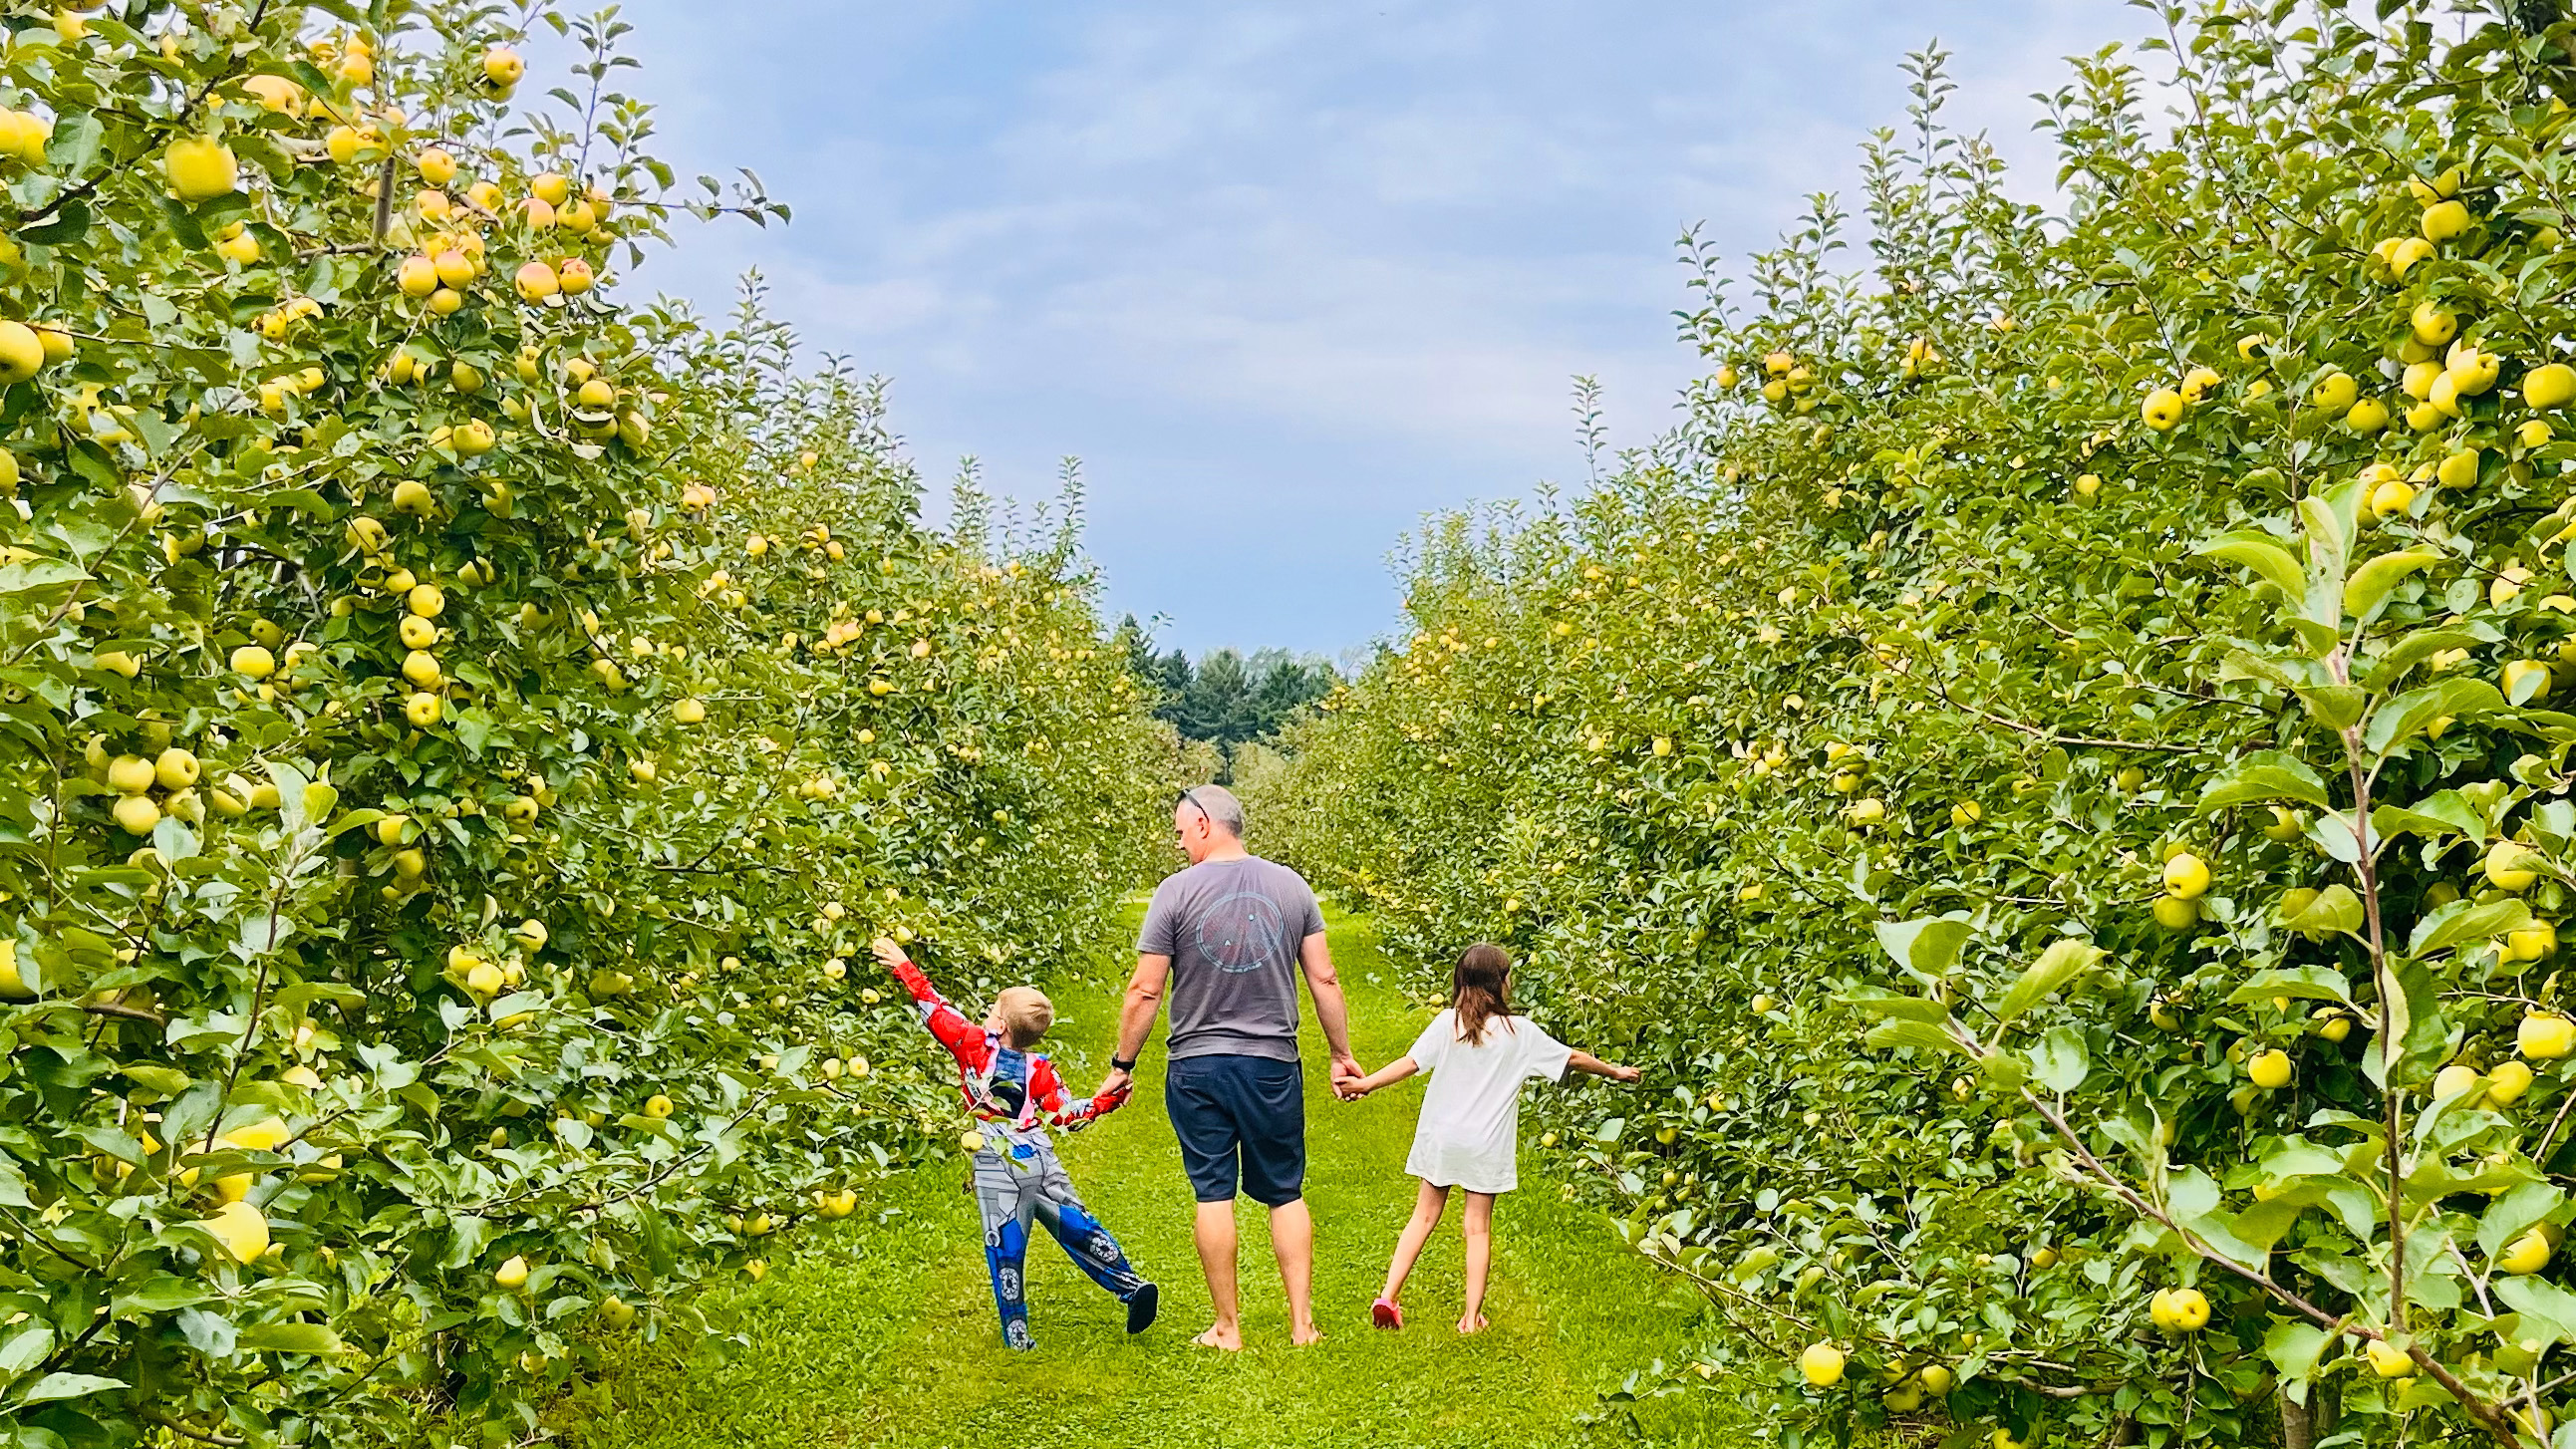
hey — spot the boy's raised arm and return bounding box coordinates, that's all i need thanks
[872,937,988,1069]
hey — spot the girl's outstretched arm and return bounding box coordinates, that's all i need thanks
[1567,1050,1640,1083]
[1346,1055,1420,1099]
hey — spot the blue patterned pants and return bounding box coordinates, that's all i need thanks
[973,1130,1145,1349]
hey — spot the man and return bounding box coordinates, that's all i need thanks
[1098,783,1360,1349]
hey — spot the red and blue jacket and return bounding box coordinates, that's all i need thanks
[888,957,1129,1131]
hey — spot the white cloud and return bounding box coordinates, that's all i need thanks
[568,0,2154,651]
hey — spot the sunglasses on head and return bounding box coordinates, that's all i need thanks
[1176,788,1205,819]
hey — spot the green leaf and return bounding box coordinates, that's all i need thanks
[2363,679,2506,757]
[2368,627,2498,690]
[2198,750,2334,812]
[1862,1019,1968,1057]
[2304,477,2365,588]
[2221,647,2331,693]
[0,558,87,594]
[2227,966,2356,1009]
[2370,799,2477,845]
[1834,989,1950,1023]
[1870,916,1974,983]
[327,808,386,840]
[234,1322,346,1355]
[2477,1181,2563,1260]
[2296,685,2369,730]
[2029,1026,2089,1093]
[2264,1319,2330,1384]
[2497,1275,2576,1344]
[16,1372,127,1405]
[18,195,90,247]
[487,990,545,1021]
[2277,884,2364,937]
[2309,813,2366,866]
[174,1306,234,1358]
[2195,531,2307,596]
[234,912,291,962]
[2255,1138,2347,1180]
[2342,546,2442,620]
[113,1275,212,1315]
[1995,937,2105,1022]
[2409,898,2533,957]
[2165,1166,2272,1270]
[46,111,100,174]
[2284,615,2346,657]
[2168,1164,2222,1219]
[2234,1197,2309,1251]
[2374,956,2453,1091]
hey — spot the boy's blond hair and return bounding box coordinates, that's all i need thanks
[995,986,1054,1046]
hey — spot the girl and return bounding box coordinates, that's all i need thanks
[1345,942,1638,1333]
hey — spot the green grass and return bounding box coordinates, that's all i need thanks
[557,913,1736,1448]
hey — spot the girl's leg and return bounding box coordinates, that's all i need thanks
[1380,1180,1450,1304]
[1458,1191,1497,1333]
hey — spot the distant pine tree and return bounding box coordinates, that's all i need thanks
[1115,623,1339,776]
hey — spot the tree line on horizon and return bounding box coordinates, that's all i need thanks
[1114,617,1340,765]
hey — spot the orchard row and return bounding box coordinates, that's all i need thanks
[1265,11,2576,1449]
[0,6,1175,1448]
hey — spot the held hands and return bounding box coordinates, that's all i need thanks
[1097,1066,1134,1103]
[1330,1053,1367,1102]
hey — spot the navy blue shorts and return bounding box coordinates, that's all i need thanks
[1166,1054,1305,1207]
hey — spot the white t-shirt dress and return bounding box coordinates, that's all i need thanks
[1401,1009,1574,1194]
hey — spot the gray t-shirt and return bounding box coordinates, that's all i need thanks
[1138,856,1325,1062]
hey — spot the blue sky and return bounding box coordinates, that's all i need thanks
[559,2,2142,657]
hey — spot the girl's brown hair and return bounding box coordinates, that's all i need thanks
[1451,942,1514,1046]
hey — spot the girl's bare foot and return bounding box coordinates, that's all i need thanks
[1290,1320,1325,1347]
[1193,1323,1244,1351]
[1457,1313,1489,1335]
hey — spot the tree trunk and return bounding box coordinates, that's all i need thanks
[2281,1390,2316,1449]
[2280,1379,2339,1449]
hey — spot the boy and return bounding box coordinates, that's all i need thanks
[871,937,1159,1349]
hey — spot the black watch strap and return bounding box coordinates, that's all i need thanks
[1111,1055,1137,1072]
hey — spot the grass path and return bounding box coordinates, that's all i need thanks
[562,913,1728,1448]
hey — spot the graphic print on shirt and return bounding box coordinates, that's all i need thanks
[981,1045,1030,1117]
[1195,889,1292,975]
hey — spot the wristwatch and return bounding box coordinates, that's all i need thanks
[1110,1055,1137,1072]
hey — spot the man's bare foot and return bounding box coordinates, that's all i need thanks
[1457,1313,1489,1335]
[1290,1320,1325,1347]
[1192,1323,1244,1351]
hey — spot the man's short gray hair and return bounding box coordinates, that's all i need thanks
[1183,783,1246,837]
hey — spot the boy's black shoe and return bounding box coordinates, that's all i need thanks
[1126,1282,1160,1334]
